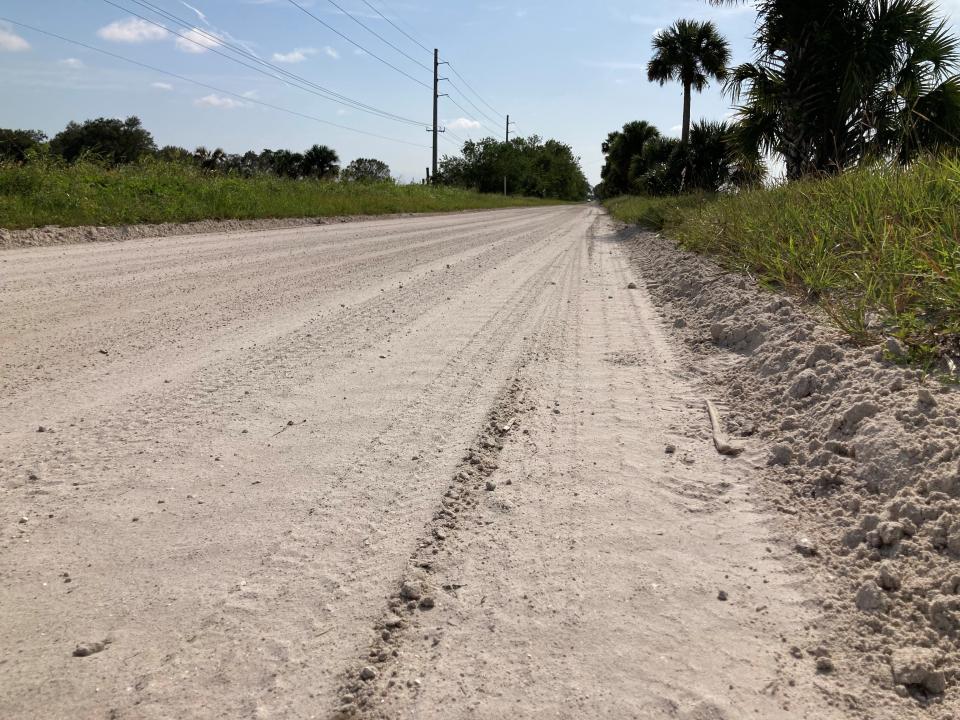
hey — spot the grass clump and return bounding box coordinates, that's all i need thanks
[606,156,960,364]
[0,158,563,230]
[603,194,713,231]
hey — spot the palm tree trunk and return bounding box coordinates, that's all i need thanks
[682,81,692,146]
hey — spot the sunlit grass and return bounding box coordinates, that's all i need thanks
[0,158,564,230]
[605,157,960,362]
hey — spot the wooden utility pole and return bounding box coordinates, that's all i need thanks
[432,49,439,182]
[431,50,448,183]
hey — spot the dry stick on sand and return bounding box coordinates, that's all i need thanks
[705,400,744,457]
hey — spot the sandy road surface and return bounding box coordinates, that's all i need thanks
[2,207,839,719]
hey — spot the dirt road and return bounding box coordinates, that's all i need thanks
[1,207,843,718]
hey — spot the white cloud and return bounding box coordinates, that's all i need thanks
[152,81,174,90]
[195,93,245,109]
[273,47,315,63]
[180,1,210,26]
[324,45,340,59]
[448,117,482,130]
[97,18,168,43]
[59,58,84,69]
[175,27,223,53]
[0,24,30,52]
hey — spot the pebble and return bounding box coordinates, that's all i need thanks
[794,537,818,557]
[485,480,496,491]
[627,282,638,290]
[816,657,835,673]
[665,444,677,455]
[19,516,28,524]
[73,641,107,657]
[419,596,435,610]
[399,581,421,601]
[359,666,377,681]
[717,590,729,601]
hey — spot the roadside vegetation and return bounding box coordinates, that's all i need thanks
[0,158,557,230]
[0,116,585,230]
[603,0,960,369]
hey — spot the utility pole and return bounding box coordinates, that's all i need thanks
[431,50,448,183]
[506,114,516,143]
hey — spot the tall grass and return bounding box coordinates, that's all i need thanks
[0,158,563,230]
[606,157,960,361]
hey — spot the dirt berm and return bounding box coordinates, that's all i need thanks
[625,228,960,719]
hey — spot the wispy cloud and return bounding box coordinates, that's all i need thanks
[273,47,314,63]
[180,1,210,26]
[152,81,174,90]
[175,27,224,53]
[195,93,245,109]
[323,45,339,59]
[0,23,30,52]
[97,17,168,43]
[59,58,84,69]
[448,117,481,130]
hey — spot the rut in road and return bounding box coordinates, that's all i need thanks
[2,206,840,719]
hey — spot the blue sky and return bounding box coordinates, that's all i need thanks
[1,1,958,184]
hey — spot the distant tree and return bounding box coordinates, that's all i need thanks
[647,20,731,146]
[49,116,156,164]
[342,157,392,183]
[156,145,192,162]
[600,120,661,197]
[0,128,47,162]
[437,135,589,201]
[193,146,226,171]
[301,144,340,179]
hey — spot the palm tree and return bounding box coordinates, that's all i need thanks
[600,120,661,196]
[714,0,960,177]
[647,20,731,146]
[301,144,340,180]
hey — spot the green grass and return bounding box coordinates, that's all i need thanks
[0,158,563,230]
[606,157,960,363]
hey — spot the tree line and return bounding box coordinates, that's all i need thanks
[1,116,589,200]
[598,0,960,198]
[0,116,392,183]
[437,136,590,202]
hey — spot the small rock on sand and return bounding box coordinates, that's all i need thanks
[627,282,638,290]
[73,641,107,657]
[855,580,886,612]
[891,648,946,694]
[794,538,818,557]
[359,666,377,681]
[399,581,422,601]
[485,480,496,491]
[717,590,728,601]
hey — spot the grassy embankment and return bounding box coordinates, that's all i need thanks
[606,157,960,364]
[0,159,563,231]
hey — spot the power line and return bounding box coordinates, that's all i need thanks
[446,78,502,130]
[445,96,499,138]
[322,0,431,73]
[0,17,430,148]
[447,62,504,120]
[353,0,510,134]
[102,0,429,127]
[285,0,431,90]
[359,0,431,55]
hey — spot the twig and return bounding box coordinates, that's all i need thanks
[705,400,744,457]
